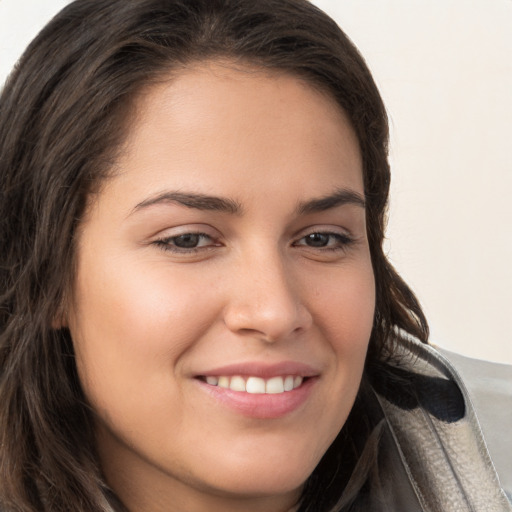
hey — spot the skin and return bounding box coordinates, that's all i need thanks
[66,61,375,512]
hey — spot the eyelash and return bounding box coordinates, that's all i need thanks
[152,231,355,254]
[293,232,355,252]
[153,232,215,254]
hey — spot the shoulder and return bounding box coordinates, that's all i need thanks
[434,345,512,500]
[371,335,512,510]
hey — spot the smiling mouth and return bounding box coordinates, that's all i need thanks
[197,375,307,394]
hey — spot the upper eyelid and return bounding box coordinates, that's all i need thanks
[150,224,219,239]
[159,230,213,239]
[152,233,219,254]
[149,229,219,254]
[155,232,217,246]
[293,225,353,238]
[293,232,354,245]
[149,222,355,240]
[297,231,351,239]
[161,232,212,240]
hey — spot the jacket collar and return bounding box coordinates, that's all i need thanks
[370,335,511,511]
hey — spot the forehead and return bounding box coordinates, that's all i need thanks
[108,60,363,210]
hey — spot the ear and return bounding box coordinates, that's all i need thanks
[51,315,67,330]
[51,298,69,329]
[51,311,68,329]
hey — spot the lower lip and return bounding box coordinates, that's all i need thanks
[196,378,316,419]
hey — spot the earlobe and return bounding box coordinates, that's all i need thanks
[51,312,68,330]
[51,301,69,330]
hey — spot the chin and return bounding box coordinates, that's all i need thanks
[197,446,320,499]
[197,470,307,506]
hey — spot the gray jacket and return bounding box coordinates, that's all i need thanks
[369,336,512,511]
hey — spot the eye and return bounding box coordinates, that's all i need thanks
[153,232,218,253]
[171,233,208,249]
[294,231,354,250]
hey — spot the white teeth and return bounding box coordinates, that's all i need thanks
[204,374,305,394]
[246,377,266,394]
[230,376,246,392]
[266,376,284,394]
[206,376,219,386]
[284,375,294,392]
[218,376,230,389]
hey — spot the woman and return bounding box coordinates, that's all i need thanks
[0,1,509,511]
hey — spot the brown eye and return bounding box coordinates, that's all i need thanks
[172,234,202,248]
[294,231,354,252]
[304,233,330,247]
[153,232,217,253]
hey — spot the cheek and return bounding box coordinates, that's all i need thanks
[308,259,375,351]
[68,254,220,407]
[288,260,375,465]
[74,252,215,340]
[307,259,375,408]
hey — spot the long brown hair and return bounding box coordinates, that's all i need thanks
[0,1,428,510]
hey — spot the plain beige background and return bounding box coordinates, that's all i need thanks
[1,0,511,363]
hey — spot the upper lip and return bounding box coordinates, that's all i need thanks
[196,361,320,379]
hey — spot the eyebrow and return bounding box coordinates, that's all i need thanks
[296,188,366,215]
[132,191,243,215]
[131,187,365,217]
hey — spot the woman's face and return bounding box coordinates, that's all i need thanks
[67,62,375,512]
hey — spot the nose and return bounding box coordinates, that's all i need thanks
[222,250,313,343]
